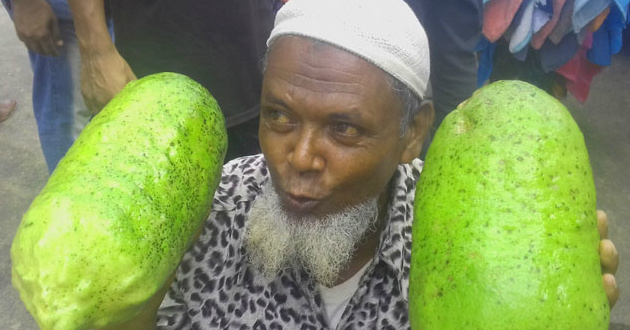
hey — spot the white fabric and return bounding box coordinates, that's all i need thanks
[318,262,371,329]
[267,0,430,100]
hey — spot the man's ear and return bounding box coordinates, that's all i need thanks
[400,100,435,164]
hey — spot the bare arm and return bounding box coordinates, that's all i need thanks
[67,0,136,114]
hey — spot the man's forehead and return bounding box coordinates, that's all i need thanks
[267,36,346,57]
[264,37,392,97]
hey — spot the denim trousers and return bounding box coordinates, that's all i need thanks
[4,0,110,173]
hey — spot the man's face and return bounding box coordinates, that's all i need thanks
[259,36,414,219]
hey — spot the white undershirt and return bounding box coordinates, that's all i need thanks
[317,262,371,329]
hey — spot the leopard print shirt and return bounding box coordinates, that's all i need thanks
[157,154,423,330]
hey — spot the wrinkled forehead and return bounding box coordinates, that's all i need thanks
[264,36,395,98]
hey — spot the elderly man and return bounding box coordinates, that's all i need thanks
[98,0,618,329]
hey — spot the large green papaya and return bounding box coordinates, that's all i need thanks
[410,80,608,330]
[11,72,227,330]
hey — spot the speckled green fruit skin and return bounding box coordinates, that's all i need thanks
[409,80,609,330]
[11,72,227,330]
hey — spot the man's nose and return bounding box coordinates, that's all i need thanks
[288,127,325,173]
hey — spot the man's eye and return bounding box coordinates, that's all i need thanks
[267,109,291,125]
[331,122,361,137]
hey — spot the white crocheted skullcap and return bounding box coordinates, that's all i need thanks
[267,0,430,100]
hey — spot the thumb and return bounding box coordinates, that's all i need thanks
[51,18,63,48]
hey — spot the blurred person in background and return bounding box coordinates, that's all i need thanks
[2,0,112,172]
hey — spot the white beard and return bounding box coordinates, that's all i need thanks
[243,184,379,287]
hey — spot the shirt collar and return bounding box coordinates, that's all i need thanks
[373,158,423,300]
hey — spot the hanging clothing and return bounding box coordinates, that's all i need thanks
[483,0,526,41]
[549,0,577,43]
[556,32,604,102]
[479,0,630,103]
[532,0,569,48]
[587,5,625,65]
[509,0,535,53]
[539,32,581,72]
[572,0,612,33]
[533,0,554,33]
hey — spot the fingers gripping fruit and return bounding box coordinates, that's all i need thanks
[11,72,227,330]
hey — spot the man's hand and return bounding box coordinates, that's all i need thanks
[12,0,62,56]
[66,0,137,115]
[79,48,136,114]
[597,210,619,307]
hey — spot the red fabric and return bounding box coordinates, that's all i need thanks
[531,0,567,49]
[483,0,525,42]
[555,33,604,103]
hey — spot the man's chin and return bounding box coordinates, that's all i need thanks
[244,183,379,286]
